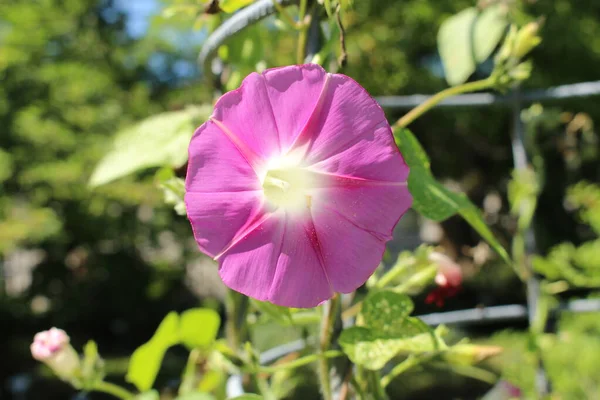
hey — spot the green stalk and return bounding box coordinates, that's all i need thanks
[296,0,309,64]
[375,257,415,289]
[395,78,495,129]
[258,350,343,373]
[92,381,135,400]
[318,295,341,400]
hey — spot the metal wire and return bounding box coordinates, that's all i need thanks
[198,0,297,80]
[375,80,600,109]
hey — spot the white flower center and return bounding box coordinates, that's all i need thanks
[261,152,316,212]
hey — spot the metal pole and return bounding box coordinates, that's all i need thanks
[510,90,550,397]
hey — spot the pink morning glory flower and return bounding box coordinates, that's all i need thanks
[185,64,411,307]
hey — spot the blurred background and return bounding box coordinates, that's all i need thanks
[1,0,599,399]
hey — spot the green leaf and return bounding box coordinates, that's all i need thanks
[180,308,221,350]
[339,319,438,370]
[473,4,508,63]
[395,128,510,265]
[176,393,216,400]
[438,5,508,85]
[219,0,255,13]
[156,168,187,215]
[437,7,477,86]
[228,395,264,400]
[136,391,160,400]
[407,168,459,221]
[393,128,430,170]
[251,299,293,325]
[126,312,180,391]
[89,106,210,187]
[361,291,414,335]
[339,291,443,369]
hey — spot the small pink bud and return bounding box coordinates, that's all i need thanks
[429,252,462,288]
[31,328,80,379]
[482,380,522,399]
[425,252,463,307]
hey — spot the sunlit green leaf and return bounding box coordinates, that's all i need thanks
[437,7,477,86]
[438,5,507,85]
[89,106,210,187]
[473,4,508,63]
[219,0,255,13]
[126,312,180,391]
[156,169,186,216]
[361,291,414,334]
[339,319,439,370]
[180,308,221,350]
[339,291,442,369]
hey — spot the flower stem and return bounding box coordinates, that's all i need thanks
[226,289,249,350]
[258,350,343,373]
[318,294,341,400]
[394,78,495,129]
[367,370,387,400]
[271,0,302,30]
[296,0,309,64]
[375,257,415,289]
[92,381,135,400]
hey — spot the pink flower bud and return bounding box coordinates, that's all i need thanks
[429,252,462,288]
[31,328,80,379]
[482,380,522,400]
[425,252,463,307]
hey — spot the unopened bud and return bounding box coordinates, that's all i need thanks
[31,328,80,380]
[445,343,503,365]
[482,380,522,400]
[428,252,462,288]
[495,25,518,64]
[513,21,542,59]
[425,252,463,307]
[510,61,533,82]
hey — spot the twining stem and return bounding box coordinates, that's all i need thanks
[258,350,343,373]
[394,77,495,129]
[318,294,341,400]
[93,381,135,400]
[271,0,302,30]
[179,348,202,395]
[380,354,436,388]
[296,0,310,64]
[375,257,415,289]
[367,370,387,400]
[226,289,249,350]
[430,362,498,384]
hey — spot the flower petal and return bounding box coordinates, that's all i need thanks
[218,211,334,308]
[310,183,412,241]
[308,122,409,182]
[268,214,333,307]
[311,207,387,293]
[186,120,262,193]
[212,72,281,161]
[262,64,328,151]
[218,214,284,302]
[292,73,389,166]
[185,191,265,258]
